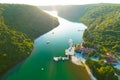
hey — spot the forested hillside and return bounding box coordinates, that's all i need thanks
[52,4,120,80]
[39,5,96,22]
[0,4,59,77]
[3,4,59,39]
[0,22,33,76]
[46,4,120,53]
[81,4,120,53]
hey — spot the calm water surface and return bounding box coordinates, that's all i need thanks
[3,11,89,80]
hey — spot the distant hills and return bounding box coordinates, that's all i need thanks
[1,3,120,78]
[39,4,98,22]
[0,4,59,77]
[40,3,120,53]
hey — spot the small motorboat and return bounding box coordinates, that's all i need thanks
[46,41,50,44]
[53,56,62,61]
[52,32,54,34]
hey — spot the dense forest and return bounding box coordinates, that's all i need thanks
[39,4,98,22]
[0,21,33,77]
[40,4,120,80]
[0,4,59,77]
[3,4,59,39]
[79,4,120,53]
[53,4,120,80]
[80,4,120,80]
[40,4,120,53]
[86,59,118,80]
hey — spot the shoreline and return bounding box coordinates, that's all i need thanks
[71,55,97,80]
[71,56,83,66]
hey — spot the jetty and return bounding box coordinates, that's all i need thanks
[53,39,74,62]
[53,56,69,61]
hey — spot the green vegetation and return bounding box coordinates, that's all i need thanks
[0,4,59,77]
[3,4,59,39]
[57,5,95,22]
[57,4,120,80]
[0,22,33,76]
[50,4,120,53]
[40,5,95,22]
[115,68,120,75]
[86,59,118,80]
[81,4,120,53]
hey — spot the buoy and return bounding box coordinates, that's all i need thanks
[52,32,54,34]
[41,68,44,70]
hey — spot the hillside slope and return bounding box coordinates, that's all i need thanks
[81,4,120,52]
[0,4,59,77]
[2,4,59,39]
[45,4,120,52]
[0,22,33,76]
[39,5,95,22]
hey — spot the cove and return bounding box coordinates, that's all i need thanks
[2,11,91,80]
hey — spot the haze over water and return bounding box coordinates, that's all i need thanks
[3,11,90,80]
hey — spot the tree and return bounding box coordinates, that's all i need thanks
[97,66,118,80]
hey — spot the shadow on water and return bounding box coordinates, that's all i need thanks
[2,11,90,80]
[2,61,25,80]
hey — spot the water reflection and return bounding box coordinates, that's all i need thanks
[3,11,89,80]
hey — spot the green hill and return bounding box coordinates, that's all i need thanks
[0,4,59,77]
[39,5,96,22]
[54,4,120,80]
[0,22,33,76]
[52,4,120,53]
[2,4,59,39]
[39,4,120,80]
[81,4,120,53]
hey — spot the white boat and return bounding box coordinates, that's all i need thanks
[53,39,74,62]
[53,56,62,61]
[46,41,50,44]
[53,56,69,61]
[62,56,69,60]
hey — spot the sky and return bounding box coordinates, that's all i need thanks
[0,0,120,6]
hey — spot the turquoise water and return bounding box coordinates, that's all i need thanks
[3,12,88,80]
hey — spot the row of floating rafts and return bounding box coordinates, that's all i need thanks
[53,39,75,62]
[53,56,69,61]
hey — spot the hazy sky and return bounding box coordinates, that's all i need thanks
[0,0,120,6]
